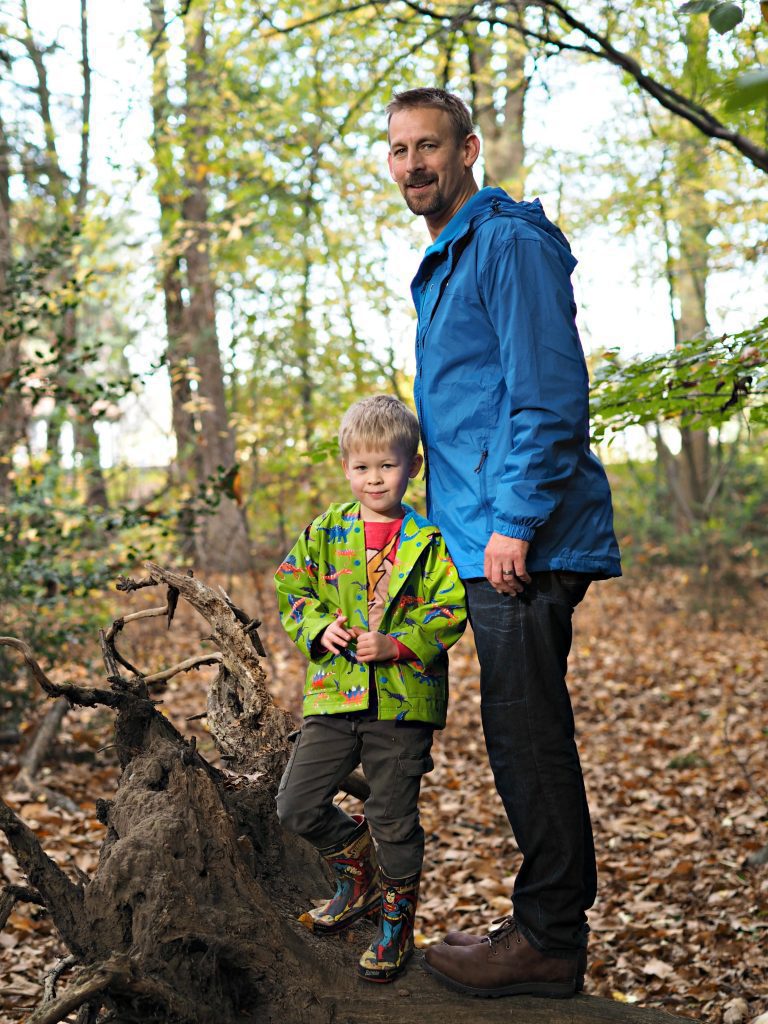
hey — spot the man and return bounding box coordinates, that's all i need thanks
[386,87,621,999]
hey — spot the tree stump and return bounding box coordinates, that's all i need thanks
[0,565,701,1024]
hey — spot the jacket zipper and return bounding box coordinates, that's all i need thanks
[475,447,492,532]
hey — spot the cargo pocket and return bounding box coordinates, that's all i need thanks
[384,753,434,818]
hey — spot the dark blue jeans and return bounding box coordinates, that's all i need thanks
[464,571,595,956]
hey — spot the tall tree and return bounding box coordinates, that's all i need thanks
[147,0,199,527]
[0,108,20,502]
[4,0,112,506]
[658,16,715,524]
[146,1,253,571]
[466,16,529,192]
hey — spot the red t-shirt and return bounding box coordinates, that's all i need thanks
[364,518,414,661]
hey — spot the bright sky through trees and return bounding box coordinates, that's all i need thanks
[4,0,766,470]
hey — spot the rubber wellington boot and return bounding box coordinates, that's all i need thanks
[358,871,420,983]
[298,814,380,934]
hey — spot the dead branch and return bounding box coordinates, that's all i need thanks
[43,953,78,1002]
[217,585,267,656]
[340,768,370,802]
[115,574,159,593]
[75,1001,99,1024]
[102,606,171,679]
[28,960,124,1024]
[144,563,294,774]
[0,883,46,929]
[144,652,224,686]
[0,637,137,710]
[0,795,87,956]
[12,696,80,812]
[18,697,69,779]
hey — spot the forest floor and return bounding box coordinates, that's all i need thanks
[1,568,767,1024]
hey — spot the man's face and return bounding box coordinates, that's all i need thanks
[387,106,479,235]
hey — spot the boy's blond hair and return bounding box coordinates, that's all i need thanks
[338,395,420,459]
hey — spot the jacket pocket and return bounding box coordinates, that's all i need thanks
[474,440,493,533]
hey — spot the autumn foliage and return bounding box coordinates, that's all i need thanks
[1,568,766,1024]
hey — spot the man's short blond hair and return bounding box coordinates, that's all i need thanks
[339,395,420,460]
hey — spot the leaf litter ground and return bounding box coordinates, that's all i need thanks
[1,571,766,1023]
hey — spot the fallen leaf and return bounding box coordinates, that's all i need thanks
[723,997,750,1024]
[642,958,675,979]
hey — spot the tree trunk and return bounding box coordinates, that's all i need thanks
[147,0,200,493]
[674,208,710,517]
[19,0,106,506]
[466,9,529,194]
[662,19,713,526]
[180,4,252,571]
[0,571,699,1024]
[0,108,22,502]
[294,144,322,504]
[73,412,109,509]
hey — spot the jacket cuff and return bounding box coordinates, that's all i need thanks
[307,622,336,662]
[391,638,417,661]
[492,519,537,542]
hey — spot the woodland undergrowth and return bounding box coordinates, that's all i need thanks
[1,569,766,1024]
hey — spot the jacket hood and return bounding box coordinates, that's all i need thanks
[425,187,572,258]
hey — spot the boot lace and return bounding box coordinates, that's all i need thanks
[487,915,522,951]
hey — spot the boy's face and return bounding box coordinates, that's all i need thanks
[342,444,423,522]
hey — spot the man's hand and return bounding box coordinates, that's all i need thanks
[354,631,399,663]
[320,614,353,654]
[484,533,531,595]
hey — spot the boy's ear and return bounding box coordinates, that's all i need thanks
[409,453,424,478]
[341,458,351,480]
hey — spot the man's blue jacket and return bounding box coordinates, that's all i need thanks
[411,187,622,580]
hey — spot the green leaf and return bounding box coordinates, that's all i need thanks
[709,2,744,34]
[679,0,720,12]
[724,67,768,111]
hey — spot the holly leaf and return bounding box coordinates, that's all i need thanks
[679,0,720,11]
[724,67,768,111]
[709,2,744,34]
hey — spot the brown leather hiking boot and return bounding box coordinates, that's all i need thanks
[441,919,587,991]
[423,917,581,998]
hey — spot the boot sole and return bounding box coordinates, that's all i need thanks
[358,948,413,983]
[422,959,576,999]
[308,899,380,935]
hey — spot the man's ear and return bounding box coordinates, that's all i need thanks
[409,453,424,478]
[387,151,396,182]
[463,132,481,170]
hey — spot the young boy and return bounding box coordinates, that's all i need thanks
[274,395,466,982]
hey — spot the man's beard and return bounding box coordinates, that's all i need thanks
[402,178,445,217]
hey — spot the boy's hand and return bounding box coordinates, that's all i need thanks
[320,615,353,655]
[354,631,398,663]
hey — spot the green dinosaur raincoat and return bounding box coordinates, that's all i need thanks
[274,502,466,727]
